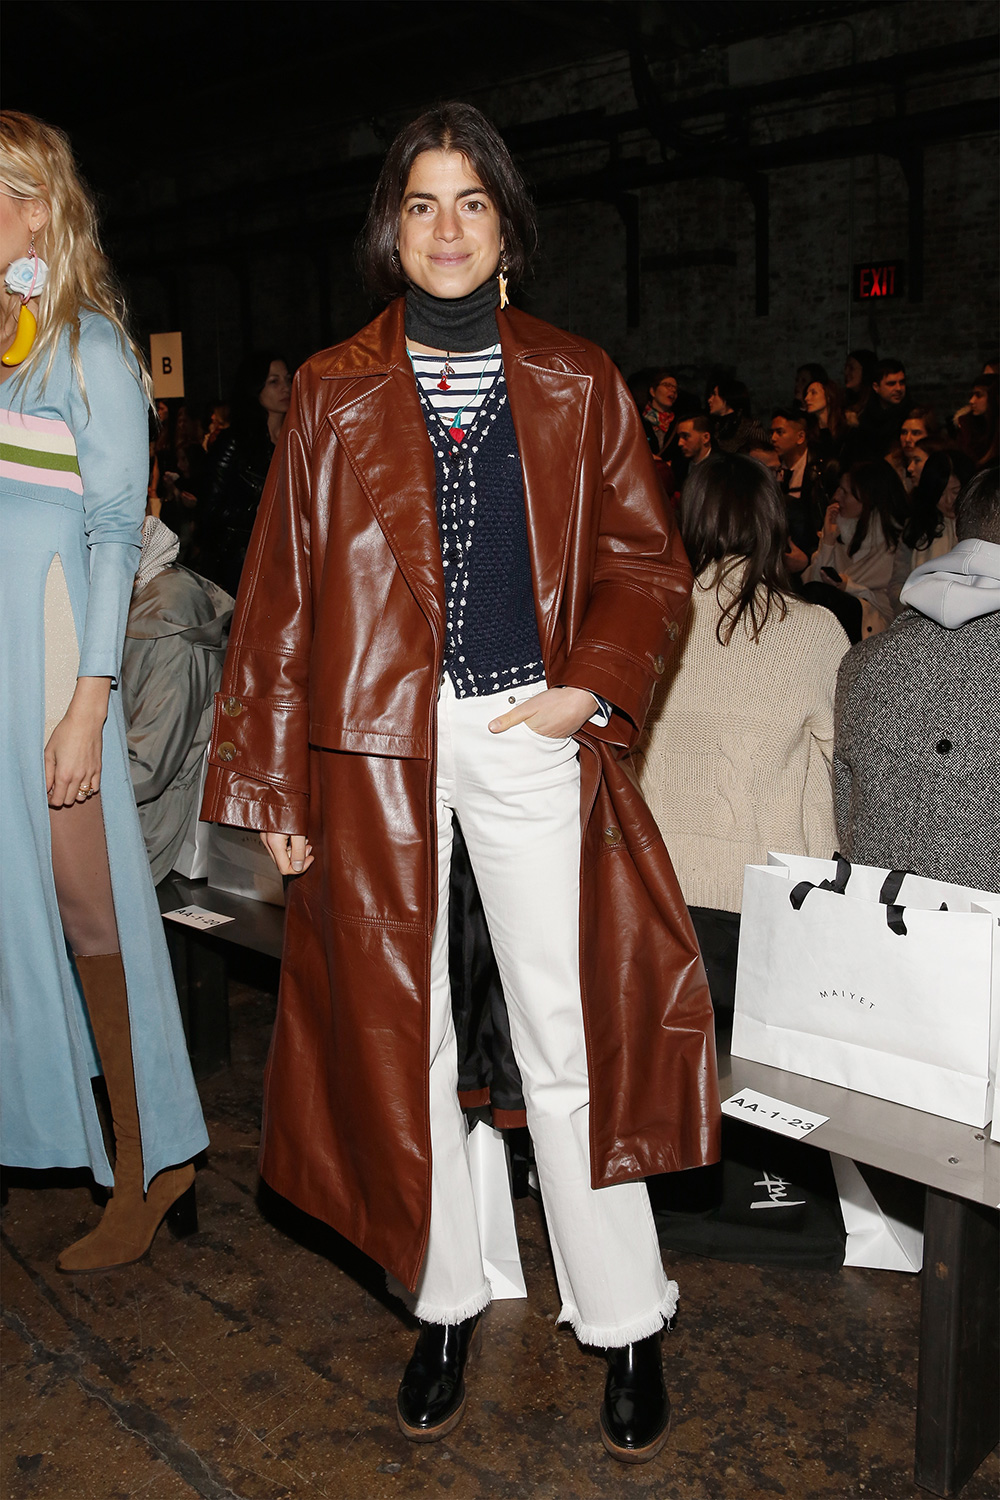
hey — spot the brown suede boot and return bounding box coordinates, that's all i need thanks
[57,952,196,1274]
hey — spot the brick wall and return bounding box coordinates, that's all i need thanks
[115,0,998,424]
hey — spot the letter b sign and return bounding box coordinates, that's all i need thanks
[149,332,184,398]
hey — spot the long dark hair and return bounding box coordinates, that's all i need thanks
[357,102,538,302]
[227,350,288,449]
[842,460,906,555]
[970,374,999,467]
[902,449,974,550]
[681,454,791,644]
[845,348,878,411]
[805,378,846,443]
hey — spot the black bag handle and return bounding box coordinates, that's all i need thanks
[788,855,908,935]
[789,853,852,911]
[878,868,910,906]
[878,868,912,936]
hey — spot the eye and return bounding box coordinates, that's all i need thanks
[463,199,487,212]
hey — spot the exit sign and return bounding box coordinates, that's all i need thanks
[853,261,904,300]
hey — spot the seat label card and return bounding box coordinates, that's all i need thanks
[163,904,235,931]
[722,1088,828,1140]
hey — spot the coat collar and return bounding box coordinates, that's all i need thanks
[318,298,594,655]
[318,297,589,376]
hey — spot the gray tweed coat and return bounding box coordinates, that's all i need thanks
[834,601,1000,893]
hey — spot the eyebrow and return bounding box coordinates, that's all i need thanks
[402,186,491,204]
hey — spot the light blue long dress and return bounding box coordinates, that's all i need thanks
[0,312,208,1188]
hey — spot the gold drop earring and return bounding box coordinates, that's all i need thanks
[497,251,509,310]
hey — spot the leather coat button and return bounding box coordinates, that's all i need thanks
[652,655,665,675]
[217,741,237,762]
[222,696,243,717]
[667,621,679,642]
[603,826,622,845]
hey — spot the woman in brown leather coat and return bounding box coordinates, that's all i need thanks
[203,103,719,1463]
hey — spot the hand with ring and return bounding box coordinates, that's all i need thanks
[44,677,110,808]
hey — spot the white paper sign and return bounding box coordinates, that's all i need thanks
[149,331,184,398]
[722,1087,828,1140]
[163,904,235,932]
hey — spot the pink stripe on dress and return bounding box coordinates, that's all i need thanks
[2,410,75,435]
[0,458,84,495]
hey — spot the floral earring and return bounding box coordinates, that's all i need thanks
[2,229,49,368]
[497,251,509,310]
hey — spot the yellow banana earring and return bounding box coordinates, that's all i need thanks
[2,304,38,367]
[2,242,48,368]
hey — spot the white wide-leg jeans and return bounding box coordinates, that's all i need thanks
[391,677,677,1347]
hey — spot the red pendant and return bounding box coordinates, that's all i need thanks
[449,426,465,443]
[437,377,451,391]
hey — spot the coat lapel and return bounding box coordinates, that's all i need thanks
[500,309,592,654]
[322,301,445,641]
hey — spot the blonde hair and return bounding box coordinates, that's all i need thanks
[0,110,152,404]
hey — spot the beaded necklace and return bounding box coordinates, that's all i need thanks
[408,343,500,446]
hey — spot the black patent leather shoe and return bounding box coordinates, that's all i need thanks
[396,1314,481,1442]
[599,1331,671,1463]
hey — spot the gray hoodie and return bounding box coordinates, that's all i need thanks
[899,538,1000,627]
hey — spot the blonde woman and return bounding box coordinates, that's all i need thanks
[0,112,207,1269]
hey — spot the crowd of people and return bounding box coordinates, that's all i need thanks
[631,353,998,642]
[2,99,997,1478]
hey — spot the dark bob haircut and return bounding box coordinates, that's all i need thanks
[356,102,538,302]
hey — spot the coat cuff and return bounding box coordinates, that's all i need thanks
[201,692,310,833]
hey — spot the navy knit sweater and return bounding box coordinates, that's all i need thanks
[415,365,545,697]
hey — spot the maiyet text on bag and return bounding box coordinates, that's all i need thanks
[731,853,1000,1127]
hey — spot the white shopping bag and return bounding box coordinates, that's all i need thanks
[467,1122,527,1300]
[830,1155,923,1272]
[171,751,211,879]
[732,853,1000,1127]
[206,824,285,907]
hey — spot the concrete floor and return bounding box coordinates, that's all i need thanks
[2,979,998,1500]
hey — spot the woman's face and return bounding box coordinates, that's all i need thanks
[397,150,501,300]
[707,387,729,416]
[906,447,929,486]
[844,356,863,392]
[900,417,927,453]
[938,471,960,519]
[650,376,677,410]
[834,476,863,518]
[969,386,989,418]
[804,381,827,415]
[259,360,292,416]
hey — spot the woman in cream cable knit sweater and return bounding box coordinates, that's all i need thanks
[636,454,851,1015]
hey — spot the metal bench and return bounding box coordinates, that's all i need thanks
[157,874,284,1078]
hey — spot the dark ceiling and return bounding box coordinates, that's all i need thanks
[3,1,883,188]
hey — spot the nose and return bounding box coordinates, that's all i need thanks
[435,206,462,242]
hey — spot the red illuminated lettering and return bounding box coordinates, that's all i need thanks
[860,268,872,296]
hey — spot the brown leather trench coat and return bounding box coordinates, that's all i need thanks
[202,299,720,1291]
